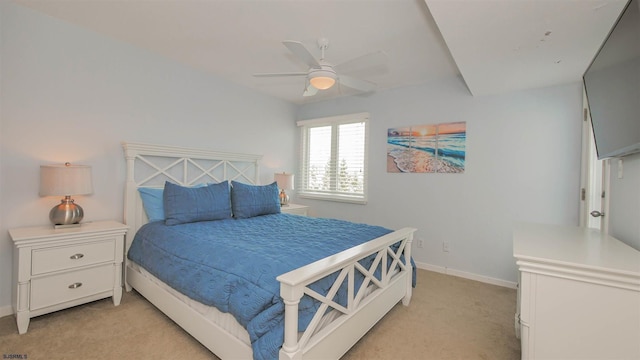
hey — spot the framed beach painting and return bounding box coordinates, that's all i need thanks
[387,121,466,173]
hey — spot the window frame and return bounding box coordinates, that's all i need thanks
[297,112,369,204]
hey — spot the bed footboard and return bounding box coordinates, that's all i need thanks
[277,227,416,360]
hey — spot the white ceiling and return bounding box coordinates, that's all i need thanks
[13,0,629,104]
[427,0,628,96]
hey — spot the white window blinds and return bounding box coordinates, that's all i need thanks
[297,112,369,204]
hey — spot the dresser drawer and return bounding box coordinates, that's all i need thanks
[32,239,116,275]
[30,264,114,310]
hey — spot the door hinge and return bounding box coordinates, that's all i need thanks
[601,190,606,199]
[583,108,588,121]
[581,188,586,201]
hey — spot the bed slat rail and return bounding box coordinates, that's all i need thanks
[277,227,415,359]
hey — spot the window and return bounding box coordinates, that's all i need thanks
[297,112,369,204]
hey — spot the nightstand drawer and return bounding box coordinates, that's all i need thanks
[30,264,114,310]
[32,239,116,275]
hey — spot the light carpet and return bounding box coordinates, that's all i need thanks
[0,269,520,359]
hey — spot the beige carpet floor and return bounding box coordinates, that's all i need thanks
[0,269,520,359]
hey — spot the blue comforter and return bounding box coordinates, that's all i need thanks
[128,213,407,360]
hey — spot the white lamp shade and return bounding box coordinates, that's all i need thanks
[40,164,93,196]
[274,172,294,190]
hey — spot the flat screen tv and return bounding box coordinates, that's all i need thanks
[583,0,640,159]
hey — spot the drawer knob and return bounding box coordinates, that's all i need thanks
[69,253,84,260]
[68,282,83,289]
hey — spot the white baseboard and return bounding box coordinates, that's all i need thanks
[414,261,517,289]
[0,305,14,318]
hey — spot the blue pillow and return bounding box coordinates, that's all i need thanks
[163,181,232,226]
[230,181,280,219]
[138,187,165,222]
[138,183,207,222]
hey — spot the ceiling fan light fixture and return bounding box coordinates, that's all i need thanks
[310,76,335,90]
[309,68,337,90]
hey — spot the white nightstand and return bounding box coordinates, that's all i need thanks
[9,220,128,334]
[280,203,309,216]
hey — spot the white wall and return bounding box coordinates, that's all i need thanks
[297,78,584,285]
[0,0,592,315]
[0,2,3,240]
[609,153,640,250]
[0,3,297,313]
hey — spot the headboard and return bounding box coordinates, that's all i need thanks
[122,142,262,245]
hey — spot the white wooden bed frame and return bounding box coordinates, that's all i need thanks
[122,142,416,360]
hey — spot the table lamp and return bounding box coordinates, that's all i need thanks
[274,172,294,206]
[40,162,93,228]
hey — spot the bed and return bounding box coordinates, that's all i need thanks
[122,142,416,360]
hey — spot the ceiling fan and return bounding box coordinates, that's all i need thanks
[253,38,386,97]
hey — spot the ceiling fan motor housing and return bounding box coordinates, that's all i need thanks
[308,64,337,90]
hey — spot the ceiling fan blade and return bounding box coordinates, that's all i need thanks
[253,72,307,77]
[334,51,388,75]
[283,40,321,68]
[303,82,318,97]
[339,75,376,93]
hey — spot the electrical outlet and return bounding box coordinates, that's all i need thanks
[442,241,450,252]
[417,239,424,248]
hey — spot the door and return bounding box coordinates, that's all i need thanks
[581,91,609,233]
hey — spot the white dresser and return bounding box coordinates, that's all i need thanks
[513,223,640,359]
[10,220,128,334]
